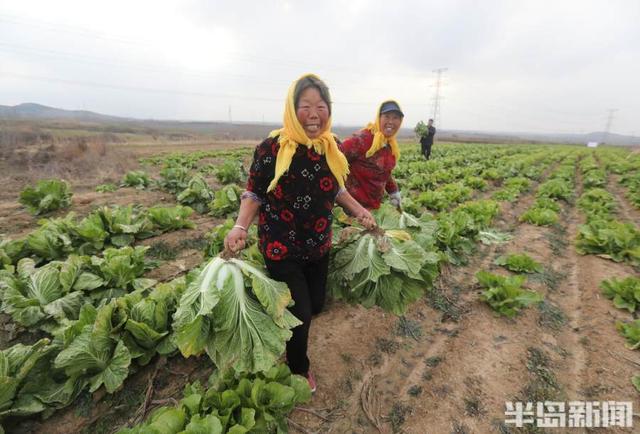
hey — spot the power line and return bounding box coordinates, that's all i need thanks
[4,70,611,133]
[0,42,292,87]
[1,72,283,102]
[0,13,152,47]
[0,12,430,82]
[0,41,435,98]
[0,71,429,107]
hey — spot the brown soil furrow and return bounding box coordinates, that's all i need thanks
[548,165,639,433]
[400,182,564,432]
[401,158,587,432]
[401,161,572,432]
[291,156,576,433]
[568,255,639,434]
[14,146,639,434]
[325,166,558,433]
[549,200,589,403]
[296,304,396,432]
[610,174,640,224]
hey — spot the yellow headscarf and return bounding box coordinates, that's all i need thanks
[266,73,349,193]
[364,100,403,159]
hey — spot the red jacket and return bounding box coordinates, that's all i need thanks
[339,129,399,210]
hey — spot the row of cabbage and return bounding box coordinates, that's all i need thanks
[574,152,640,267]
[0,237,311,430]
[576,151,640,394]
[597,147,640,210]
[0,204,196,425]
[16,148,248,218]
[0,144,595,431]
[396,145,564,214]
[519,154,578,226]
[1,204,196,266]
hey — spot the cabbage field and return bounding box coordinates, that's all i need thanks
[1,142,639,433]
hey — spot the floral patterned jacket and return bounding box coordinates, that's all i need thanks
[242,135,342,262]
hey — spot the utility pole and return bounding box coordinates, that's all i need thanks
[602,108,617,144]
[228,105,232,124]
[431,67,447,127]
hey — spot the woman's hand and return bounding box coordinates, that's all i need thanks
[389,191,402,210]
[224,197,260,253]
[224,226,248,252]
[335,190,376,229]
[354,207,376,229]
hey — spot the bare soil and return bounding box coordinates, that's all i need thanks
[287,161,640,433]
[3,144,639,434]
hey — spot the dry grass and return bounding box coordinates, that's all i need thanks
[1,140,139,195]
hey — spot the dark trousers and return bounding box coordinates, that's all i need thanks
[264,254,329,375]
[422,143,432,160]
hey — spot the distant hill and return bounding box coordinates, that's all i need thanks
[0,103,127,122]
[1,103,637,146]
[439,129,639,146]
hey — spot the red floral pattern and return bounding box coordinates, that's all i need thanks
[245,136,340,261]
[266,241,288,260]
[314,217,328,233]
[280,209,294,222]
[273,184,283,199]
[319,176,333,192]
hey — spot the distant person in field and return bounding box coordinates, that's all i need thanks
[420,118,436,160]
[224,73,375,393]
[339,100,404,211]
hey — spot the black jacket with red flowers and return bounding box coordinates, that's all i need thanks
[243,135,341,262]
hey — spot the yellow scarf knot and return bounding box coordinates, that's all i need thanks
[364,100,402,160]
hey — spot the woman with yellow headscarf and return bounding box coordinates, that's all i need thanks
[339,100,404,210]
[225,74,374,392]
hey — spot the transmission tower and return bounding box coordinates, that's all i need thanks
[602,108,617,144]
[431,67,447,127]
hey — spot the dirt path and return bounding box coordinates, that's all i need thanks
[556,166,640,433]
[0,138,253,236]
[289,155,640,434]
[7,146,640,434]
[288,158,568,433]
[609,174,640,225]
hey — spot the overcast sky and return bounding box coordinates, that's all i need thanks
[1,0,638,135]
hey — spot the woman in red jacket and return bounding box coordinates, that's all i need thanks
[339,100,404,210]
